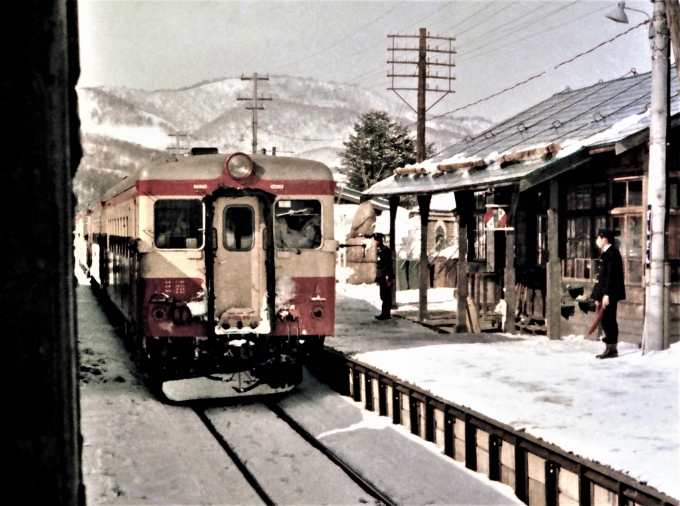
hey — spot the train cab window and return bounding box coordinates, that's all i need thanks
[223,205,254,251]
[154,199,204,249]
[274,199,322,250]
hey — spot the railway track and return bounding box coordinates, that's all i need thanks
[192,401,396,506]
[313,349,678,506]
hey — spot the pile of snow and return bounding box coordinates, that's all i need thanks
[333,284,679,500]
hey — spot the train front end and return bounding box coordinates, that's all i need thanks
[137,151,336,401]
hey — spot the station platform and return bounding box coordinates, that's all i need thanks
[325,284,679,502]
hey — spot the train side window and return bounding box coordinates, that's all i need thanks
[223,205,254,251]
[154,199,204,249]
[274,199,322,250]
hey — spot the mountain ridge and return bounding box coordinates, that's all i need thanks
[75,75,492,208]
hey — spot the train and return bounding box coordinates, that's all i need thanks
[75,149,337,401]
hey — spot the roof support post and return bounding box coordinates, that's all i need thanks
[455,191,472,332]
[547,178,562,339]
[418,195,431,321]
[389,196,400,307]
[504,187,520,334]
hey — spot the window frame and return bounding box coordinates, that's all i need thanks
[563,183,607,280]
[273,198,324,251]
[153,197,205,251]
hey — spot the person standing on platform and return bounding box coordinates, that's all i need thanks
[374,233,395,320]
[586,229,626,359]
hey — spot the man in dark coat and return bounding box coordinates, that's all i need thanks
[374,234,395,320]
[589,229,626,359]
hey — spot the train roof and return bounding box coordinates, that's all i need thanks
[94,152,334,205]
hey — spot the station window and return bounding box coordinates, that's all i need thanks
[472,214,487,260]
[223,205,254,251]
[154,199,204,250]
[612,179,643,208]
[434,224,446,253]
[470,191,487,261]
[274,199,322,250]
[612,215,643,283]
[565,217,593,279]
[610,177,643,284]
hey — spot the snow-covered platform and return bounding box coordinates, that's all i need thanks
[327,284,680,501]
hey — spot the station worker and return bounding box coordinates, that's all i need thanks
[374,233,395,320]
[588,229,626,359]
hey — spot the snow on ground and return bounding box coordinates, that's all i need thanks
[330,283,680,500]
[339,283,458,313]
[76,268,521,505]
[76,274,262,505]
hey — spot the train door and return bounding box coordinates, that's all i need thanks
[212,196,270,334]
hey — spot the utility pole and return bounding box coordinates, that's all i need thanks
[388,28,456,162]
[167,132,187,156]
[238,73,272,155]
[643,0,670,352]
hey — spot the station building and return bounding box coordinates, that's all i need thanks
[364,68,680,346]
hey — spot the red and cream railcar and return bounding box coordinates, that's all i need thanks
[81,149,336,399]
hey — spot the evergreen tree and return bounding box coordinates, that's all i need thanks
[341,111,432,192]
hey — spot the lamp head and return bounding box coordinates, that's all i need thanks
[605,2,629,24]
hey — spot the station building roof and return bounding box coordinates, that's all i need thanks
[364,67,679,198]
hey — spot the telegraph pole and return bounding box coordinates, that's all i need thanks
[388,28,456,162]
[238,73,272,154]
[642,0,670,352]
[168,132,187,156]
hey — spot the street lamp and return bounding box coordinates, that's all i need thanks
[605,2,651,23]
[606,1,670,352]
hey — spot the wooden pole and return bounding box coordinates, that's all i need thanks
[417,28,426,163]
[456,192,470,332]
[547,178,562,339]
[389,196,400,307]
[504,188,520,334]
[418,195,431,321]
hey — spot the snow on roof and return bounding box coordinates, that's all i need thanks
[365,67,679,198]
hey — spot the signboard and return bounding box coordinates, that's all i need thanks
[646,204,651,269]
[484,206,511,230]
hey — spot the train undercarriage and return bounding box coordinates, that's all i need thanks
[138,330,323,402]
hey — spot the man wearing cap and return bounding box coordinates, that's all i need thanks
[589,229,626,359]
[374,234,395,320]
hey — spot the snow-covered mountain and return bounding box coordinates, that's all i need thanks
[75,75,492,207]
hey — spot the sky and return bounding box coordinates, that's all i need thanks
[78,0,656,123]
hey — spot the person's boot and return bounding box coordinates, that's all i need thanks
[596,343,618,359]
[375,313,391,320]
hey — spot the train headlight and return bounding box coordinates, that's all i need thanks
[225,152,253,179]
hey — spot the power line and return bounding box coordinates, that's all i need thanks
[270,2,406,73]
[457,3,610,64]
[456,1,577,59]
[302,1,462,75]
[441,2,498,34]
[428,71,546,125]
[424,17,650,127]
[396,1,456,34]
[450,2,517,38]
[554,19,649,70]
[430,68,654,159]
